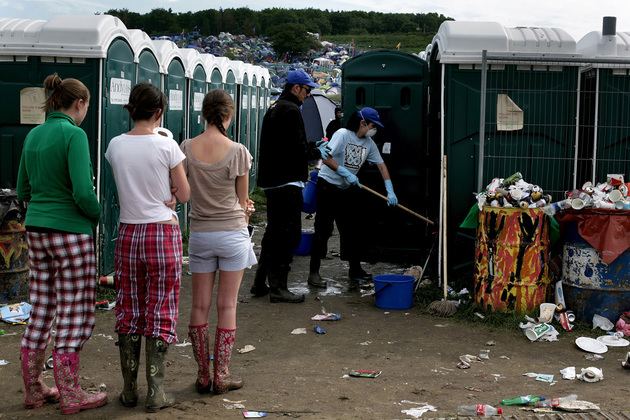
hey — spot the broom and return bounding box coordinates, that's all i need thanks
[426,155,457,317]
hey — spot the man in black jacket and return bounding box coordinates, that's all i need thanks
[251,70,330,303]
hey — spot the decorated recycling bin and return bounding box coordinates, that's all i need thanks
[474,206,551,313]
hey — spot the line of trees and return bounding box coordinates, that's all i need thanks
[105,7,453,38]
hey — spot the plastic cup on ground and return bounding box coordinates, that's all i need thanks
[525,323,552,341]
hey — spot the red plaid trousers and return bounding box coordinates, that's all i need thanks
[21,232,97,353]
[114,223,182,344]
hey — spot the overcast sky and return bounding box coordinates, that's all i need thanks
[1,0,629,42]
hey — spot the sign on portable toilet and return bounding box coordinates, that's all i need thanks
[0,15,135,276]
[180,48,207,139]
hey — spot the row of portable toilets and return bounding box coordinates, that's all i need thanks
[2,14,630,298]
[0,15,272,275]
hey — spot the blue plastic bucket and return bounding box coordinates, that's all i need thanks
[293,231,313,256]
[302,170,319,213]
[373,275,415,310]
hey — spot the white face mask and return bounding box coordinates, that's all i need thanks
[366,128,377,137]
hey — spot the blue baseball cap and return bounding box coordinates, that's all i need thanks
[358,107,384,127]
[287,70,318,88]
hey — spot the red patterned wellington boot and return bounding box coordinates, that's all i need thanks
[21,348,60,409]
[52,351,108,415]
[189,324,212,393]
[212,327,243,394]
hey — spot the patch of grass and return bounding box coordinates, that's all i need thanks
[414,284,598,335]
[96,285,117,303]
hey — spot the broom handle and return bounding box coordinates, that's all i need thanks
[443,155,448,300]
[360,184,435,225]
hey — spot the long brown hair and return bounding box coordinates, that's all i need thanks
[43,73,89,111]
[202,89,235,137]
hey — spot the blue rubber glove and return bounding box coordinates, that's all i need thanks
[315,140,331,160]
[384,179,398,206]
[336,165,361,188]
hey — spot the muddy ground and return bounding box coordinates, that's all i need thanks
[2,216,630,419]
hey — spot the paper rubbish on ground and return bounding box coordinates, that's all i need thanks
[560,366,576,380]
[557,400,601,412]
[237,345,255,354]
[401,404,437,418]
[592,314,614,331]
[291,328,307,335]
[0,302,32,324]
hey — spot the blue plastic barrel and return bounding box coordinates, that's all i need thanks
[562,221,630,323]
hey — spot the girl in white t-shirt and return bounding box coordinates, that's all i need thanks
[182,89,256,395]
[105,82,189,413]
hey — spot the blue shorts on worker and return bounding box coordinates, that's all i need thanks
[188,227,257,272]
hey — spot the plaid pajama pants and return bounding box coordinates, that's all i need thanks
[21,232,97,354]
[114,223,182,344]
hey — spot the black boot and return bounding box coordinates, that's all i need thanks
[349,261,373,285]
[269,266,305,303]
[250,264,269,297]
[307,257,327,288]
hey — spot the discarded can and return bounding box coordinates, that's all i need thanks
[313,326,325,334]
[99,275,115,288]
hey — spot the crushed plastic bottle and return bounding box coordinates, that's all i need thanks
[502,395,545,405]
[457,404,503,417]
[532,394,578,408]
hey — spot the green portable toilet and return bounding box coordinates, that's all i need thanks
[250,67,269,185]
[128,29,160,87]
[230,61,248,149]
[577,17,630,182]
[180,48,207,140]
[427,21,580,279]
[246,64,259,191]
[341,49,430,262]
[221,59,238,141]
[152,39,187,228]
[0,15,135,276]
[199,53,217,93]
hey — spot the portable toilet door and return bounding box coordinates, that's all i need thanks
[248,65,259,191]
[221,59,238,141]
[427,20,580,280]
[255,68,271,181]
[129,29,161,88]
[0,15,135,276]
[152,39,187,227]
[341,49,430,263]
[231,61,248,148]
[180,48,207,139]
[577,17,630,182]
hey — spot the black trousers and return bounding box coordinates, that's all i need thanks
[259,185,303,270]
[310,178,363,263]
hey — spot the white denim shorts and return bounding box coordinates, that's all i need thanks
[188,227,257,273]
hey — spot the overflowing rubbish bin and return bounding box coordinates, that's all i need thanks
[0,189,29,304]
[557,208,630,322]
[474,206,551,313]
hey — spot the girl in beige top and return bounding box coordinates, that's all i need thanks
[181,89,256,395]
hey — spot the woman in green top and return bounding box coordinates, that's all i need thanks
[16,73,107,415]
